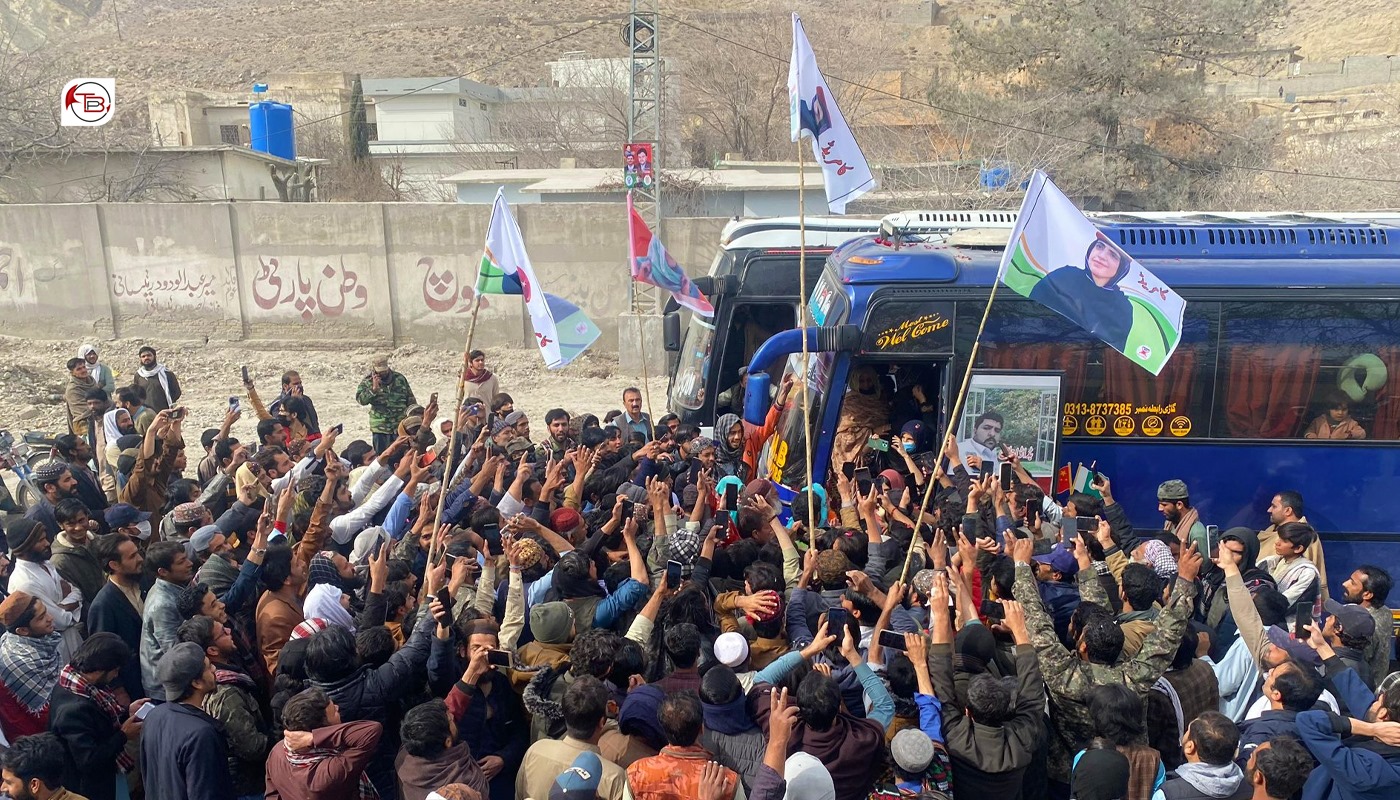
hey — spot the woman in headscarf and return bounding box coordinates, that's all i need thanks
[713,414,751,482]
[892,420,937,488]
[77,344,115,396]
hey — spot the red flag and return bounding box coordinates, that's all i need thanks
[627,192,713,316]
[1056,463,1072,495]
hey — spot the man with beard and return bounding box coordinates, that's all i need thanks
[7,519,84,663]
[139,541,195,700]
[1342,566,1395,686]
[48,632,145,800]
[87,531,147,702]
[0,593,65,743]
[53,434,109,526]
[535,408,575,462]
[958,409,1004,465]
[25,461,78,539]
[118,409,186,535]
[130,345,181,413]
[1258,490,1329,604]
[0,732,86,800]
[1158,479,1208,557]
[177,615,270,800]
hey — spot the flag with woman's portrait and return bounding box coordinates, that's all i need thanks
[999,170,1186,375]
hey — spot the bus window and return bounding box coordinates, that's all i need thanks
[972,300,1217,439]
[712,303,795,419]
[1215,301,1400,440]
[671,315,716,411]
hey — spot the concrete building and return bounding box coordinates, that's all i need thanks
[147,72,357,152]
[0,146,322,204]
[442,165,829,217]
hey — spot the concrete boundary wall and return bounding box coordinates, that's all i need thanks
[0,202,729,353]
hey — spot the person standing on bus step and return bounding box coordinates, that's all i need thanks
[1258,491,1328,604]
[618,387,651,442]
[131,346,181,413]
[1029,232,1134,351]
[355,356,417,454]
[1159,480,1208,557]
[1304,390,1366,440]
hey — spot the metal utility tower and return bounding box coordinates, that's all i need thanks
[625,0,664,315]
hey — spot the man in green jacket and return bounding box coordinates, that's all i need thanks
[355,356,416,453]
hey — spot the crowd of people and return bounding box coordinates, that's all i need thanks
[0,340,1395,800]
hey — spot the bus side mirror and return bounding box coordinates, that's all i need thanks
[743,373,772,426]
[662,311,682,352]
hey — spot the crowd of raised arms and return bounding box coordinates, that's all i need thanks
[0,342,1395,800]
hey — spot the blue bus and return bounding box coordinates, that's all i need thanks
[740,213,1400,599]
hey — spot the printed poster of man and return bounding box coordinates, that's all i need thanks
[999,170,1187,376]
[623,143,654,190]
[958,371,1062,482]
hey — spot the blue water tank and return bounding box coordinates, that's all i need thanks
[249,101,296,161]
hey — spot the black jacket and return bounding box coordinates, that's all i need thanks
[87,581,144,700]
[48,686,129,800]
[311,608,450,800]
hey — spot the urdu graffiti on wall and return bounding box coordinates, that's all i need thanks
[252,256,369,321]
[112,269,221,312]
[419,256,490,313]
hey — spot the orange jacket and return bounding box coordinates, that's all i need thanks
[625,745,740,800]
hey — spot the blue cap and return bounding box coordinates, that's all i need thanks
[1033,543,1079,577]
[550,750,602,800]
[105,503,151,529]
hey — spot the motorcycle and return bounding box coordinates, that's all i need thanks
[0,429,60,513]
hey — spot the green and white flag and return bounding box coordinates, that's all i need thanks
[476,188,562,369]
[999,171,1186,375]
[1071,465,1103,499]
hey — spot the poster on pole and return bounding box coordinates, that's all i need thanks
[623,143,654,189]
[958,371,1063,487]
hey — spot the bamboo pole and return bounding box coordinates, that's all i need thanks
[797,142,816,534]
[427,293,483,567]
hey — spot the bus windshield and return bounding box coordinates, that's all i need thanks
[671,314,715,411]
[761,351,834,490]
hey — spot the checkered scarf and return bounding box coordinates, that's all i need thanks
[0,631,62,714]
[57,665,136,773]
[308,553,342,590]
[285,744,380,799]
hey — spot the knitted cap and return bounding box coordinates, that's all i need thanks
[530,602,575,645]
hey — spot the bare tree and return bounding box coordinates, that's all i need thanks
[0,23,77,182]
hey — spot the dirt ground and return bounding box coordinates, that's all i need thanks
[0,335,669,448]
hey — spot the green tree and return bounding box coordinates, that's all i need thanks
[938,0,1286,208]
[349,76,370,163]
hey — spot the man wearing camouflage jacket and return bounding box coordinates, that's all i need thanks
[1009,531,1203,790]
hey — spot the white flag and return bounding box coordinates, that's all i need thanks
[476,188,562,368]
[789,13,877,214]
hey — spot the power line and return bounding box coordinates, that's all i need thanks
[659,13,1400,187]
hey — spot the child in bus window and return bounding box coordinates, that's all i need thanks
[1304,390,1366,440]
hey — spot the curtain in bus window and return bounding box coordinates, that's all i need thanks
[1103,344,1199,415]
[1223,344,1321,438]
[1371,346,1400,440]
[985,343,1089,389]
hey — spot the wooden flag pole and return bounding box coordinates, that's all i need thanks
[797,140,816,535]
[626,192,656,435]
[898,276,1005,584]
[427,293,483,568]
